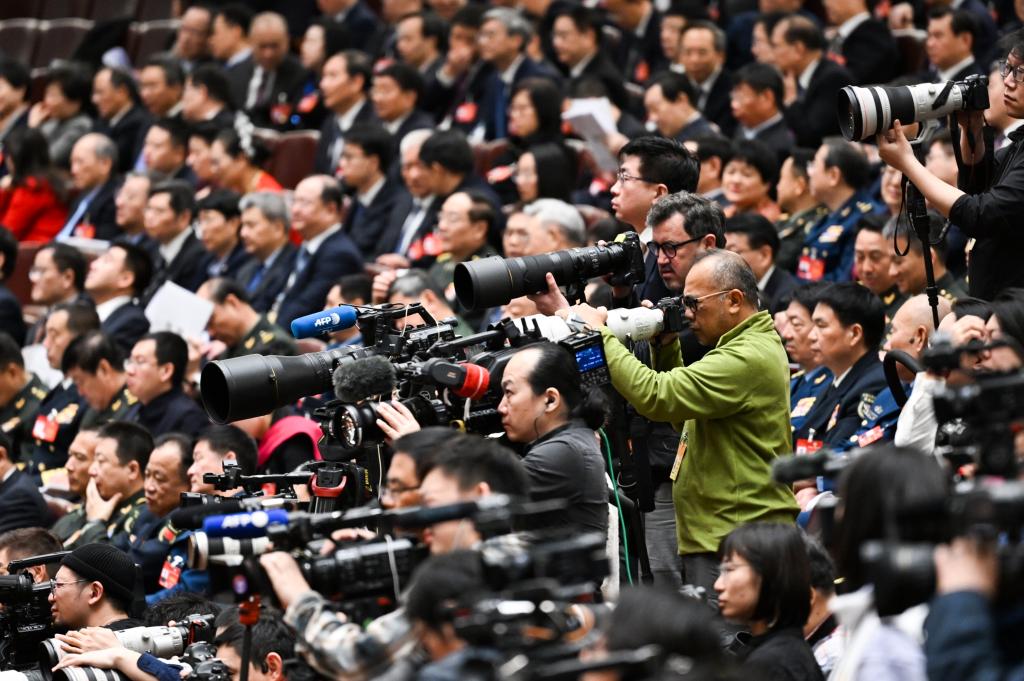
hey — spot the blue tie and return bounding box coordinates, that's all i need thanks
[294,247,311,275]
[57,195,92,239]
[494,79,508,139]
[247,264,267,292]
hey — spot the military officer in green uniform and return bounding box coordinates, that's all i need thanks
[0,332,49,462]
[775,149,829,273]
[197,277,298,359]
[62,330,140,430]
[50,426,100,546]
[853,215,908,330]
[887,215,968,305]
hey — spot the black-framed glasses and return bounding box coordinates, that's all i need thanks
[382,481,419,498]
[615,169,656,184]
[682,290,733,314]
[648,235,703,259]
[999,59,1024,84]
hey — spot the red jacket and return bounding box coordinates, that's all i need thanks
[0,177,68,242]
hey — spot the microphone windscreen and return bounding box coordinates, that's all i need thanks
[332,355,397,402]
[202,509,290,538]
[290,306,359,339]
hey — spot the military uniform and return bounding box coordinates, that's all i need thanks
[51,505,87,546]
[127,509,182,593]
[793,352,888,448]
[776,204,829,273]
[935,272,967,303]
[66,489,148,549]
[790,366,834,435]
[217,315,298,360]
[25,381,86,485]
[839,384,904,452]
[81,386,139,430]
[797,192,882,282]
[0,374,48,462]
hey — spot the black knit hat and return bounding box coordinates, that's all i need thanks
[60,543,138,606]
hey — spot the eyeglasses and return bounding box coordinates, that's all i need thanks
[682,290,734,314]
[125,357,153,369]
[999,59,1024,83]
[615,169,655,185]
[50,579,88,594]
[648,235,703,259]
[382,481,418,498]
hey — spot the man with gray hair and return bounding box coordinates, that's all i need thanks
[379,129,438,265]
[505,199,585,258]
[235,192,297,313]
[569,248,799,598]
[474,7,560,141]
[59,133,120,239]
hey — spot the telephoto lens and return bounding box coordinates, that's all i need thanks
[837,74,988,141]
[453,232,645,310]
[50,668,131,681]
[606,307,670,342]
[40,625,190,676]
[188,533,274,570]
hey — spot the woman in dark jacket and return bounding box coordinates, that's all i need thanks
[715,522,824,681]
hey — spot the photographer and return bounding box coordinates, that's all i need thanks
[497,342,608,536]
[213,605,299,681]
[48,543,142,637]
[567,249,799,597]
[877,29,1024,300]
[259,435,530,680]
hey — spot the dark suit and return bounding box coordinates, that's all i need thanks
[570,53,630,111]
[144,231,210,304]
[102,300,150,355]
[344,179,401,259]
[760,266,799,315]
[390,109,434,145]
[275,229,364,329]
[0,283,25,350]
[610,10,667,84]
[918,59,985,83]
[62,178,120,240]
[734,116,796,164]
[378,191,438,258]
[223,54,255,112]
[235,243,297,314]
[793,351,887,448]
[246,55,311,129]
[783,58,854,149]
[333,0,384,55]
[694,70,737,137]
[0,468,48,533]
[477,58,561,141]
[314,100,380,175]
[93,105,151,174]
[836,18,900,85]
[127,387,209,439]
[204,242,252,281]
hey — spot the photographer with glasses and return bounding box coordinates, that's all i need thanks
[877,30,1024,300]
[565,248,799,599]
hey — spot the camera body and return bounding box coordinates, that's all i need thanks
[0,574,55,670]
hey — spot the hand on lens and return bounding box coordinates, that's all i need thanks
[527,272,571,315]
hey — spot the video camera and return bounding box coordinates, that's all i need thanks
[0,551,68,671]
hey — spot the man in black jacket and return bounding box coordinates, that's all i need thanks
[142,180,209,303]
[339,125,401,259]
[245,12,310,129]
[920,7,984,84]
[371,63,434,170]
[209,3,255,113]
[86,243,152,355]
[877,29,1024,300]
[679,21,736,136]
[551,5,629,111]
[730,63,795,164]
[0,430,48,534]
[774,15,854,149]
[60,134,119,240]
[823,0,899,85]
[315,50,380,175]
[91,68,149,174]
[124,332,208,439]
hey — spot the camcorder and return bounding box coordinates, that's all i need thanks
[838,74,989,141]
[0,551,68,670]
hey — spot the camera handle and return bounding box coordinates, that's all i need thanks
[902,177,942,330]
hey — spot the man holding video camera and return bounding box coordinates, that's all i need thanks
[877,29,1024,300]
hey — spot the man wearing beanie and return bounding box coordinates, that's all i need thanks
[48,543,143,636]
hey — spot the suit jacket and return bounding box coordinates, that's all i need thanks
[918,59,985,83]
[392,109,435,146]
[64,178,120,240]
[760,266,799,315]
[224,54,255,112]
[129,387,209,439]
[837,18,900,86]
[0,468,48,534]
[247,55,311,129]
[335,0,384,55]
[0,284,25,350]
[275,229,364,329]
[793,351,887,447]
[93,105,151,174]
[611,10,667,84]
[478,58,562,141]
[572,53,630,112]
[378,191,439,258]
[698,70,737,137]
[143,231,210,304]
[314,100,380,174]
[344,179,402,259]
[735,116,796,165]
[235,243,298,314]
[784,57,854,149]
[102,300,151,355]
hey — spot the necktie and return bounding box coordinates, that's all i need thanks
[246,68,263,110]
[294,247,311,277]
[494,79,508,139]
[396,201,424,255]
[347,201,365,230]
[246,264,267,292]
[57,195,92,239]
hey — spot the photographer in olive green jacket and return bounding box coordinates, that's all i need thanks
[567,249,798,598]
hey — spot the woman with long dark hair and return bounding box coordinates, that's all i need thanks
[0,126,68,242]
[514,142,576,204]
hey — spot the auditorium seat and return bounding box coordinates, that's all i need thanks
[0,19,40,66]
[136,0,174,22]
[90,0,139,21]
[127,19,178,64]
[0,1,41,20]
[33,18,93,69]
[267,130,320,190]
[472,139,510,178]
[10,242,43,306]
[894,29,928,77]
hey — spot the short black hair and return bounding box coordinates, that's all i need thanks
[102,66,140,103]
[112,242,154,296]
[727,139,778,186]
[398,11,448,52]
[990,288,1024,353]
[646,192,726,246]
[451,3,486,29]
[337,273,371,303]
[0,527,63,568]
[345,124,394,175]
[405,550,485,629]
[47,63,92,106]
[189,119,224,145]
[197,188,242,220]
[316,175,344,212]
[375,62,424,102]
[724,213,780,257]
[0,332,22,369]
[150,179,197,220]
[52,299,101,336]
[419,129,474,175]
[519,342,606,430]
[781,14,827,51]
[815,282,886,351]
[804,534,837,595]
[141,54,186,87]
[732,62,784,110]
[189,64,235,109]
[214,605,295,672]
[140,331,190,387]
[785,147,816,183]
[197,425,257,476]
[62,331,125,374]
[392,426,455,482]
[0,58,29,93]
[430,435,530,497]
[203,276,252,306]
[787,280,829,315]
[604,587,723,661]
[42,243,88,292]
[150,117,191,150]
[952,296,992,320]
[143,591,221,627]
[619,136,700,194]
[928,6,978,46]
[821,137,871,190]
[216,2,253,33]
[689,132,734,170]
[335,49,372,92]
[551,4,603,43]
[0,227,16,280]
[97,421,154,470]
[649,71,698,108]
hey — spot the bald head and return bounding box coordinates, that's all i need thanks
[70,133,117,191]
[886,295,951,380]
[894,294,952,332]
[684,249,761,346]
[691,249,760,309]
[250,12,290,70]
